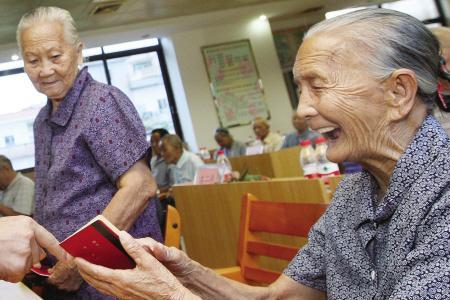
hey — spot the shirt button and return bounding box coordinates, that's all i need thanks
[370,270,376,281]
[373,222,377,229]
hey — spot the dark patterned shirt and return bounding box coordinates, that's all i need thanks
[285,115,450,299]
[33,67,162,299]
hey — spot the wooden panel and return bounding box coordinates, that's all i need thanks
[248,202,327,236]
[228,146,302,178]
[246,241,298,261]
[173,178,328,268]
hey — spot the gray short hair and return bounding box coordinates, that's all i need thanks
[305,8,440,108]
[161,134,183,150]
[17,6,81,50]
[0,155,13,170]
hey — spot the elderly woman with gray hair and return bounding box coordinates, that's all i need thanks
[17,6,162,299]
[75,8,449,300]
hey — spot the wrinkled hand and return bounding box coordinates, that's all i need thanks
[76,231,198,300]
[136,237,196,285]
[0,216,67,283]
[48,261,83,292]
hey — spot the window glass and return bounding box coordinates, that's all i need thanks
[107,52,176,139]
[382,0,439,21]
[103,39,159,54]
[82,60,108,84]
[0,72,46,170]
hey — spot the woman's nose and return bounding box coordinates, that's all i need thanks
[39,60,55,77]
[297,89,318,120]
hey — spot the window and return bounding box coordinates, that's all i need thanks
[4,136,15,146]
[0,38,182,170]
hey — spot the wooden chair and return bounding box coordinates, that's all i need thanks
[164,205,181,248]
[216,193,328,285]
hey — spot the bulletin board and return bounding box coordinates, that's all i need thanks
[201,39,270,128]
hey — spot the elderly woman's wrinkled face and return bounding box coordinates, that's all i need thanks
[295,33,390,163]
[21,21,81,102]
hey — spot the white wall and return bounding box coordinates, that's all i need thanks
[164,18,293,151]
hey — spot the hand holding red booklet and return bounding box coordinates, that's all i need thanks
[31,215,135,276]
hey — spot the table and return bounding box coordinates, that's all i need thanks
[229,146,303,178]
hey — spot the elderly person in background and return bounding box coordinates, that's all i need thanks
[282,112,321,148]
[431,26,450,133]
[161,134,204,184]
[213,128,246,159]
[251,117,283,152]
[17,6,161,299]
[150,128,171,192]
[0,155,34,216]
[76,9,450,300]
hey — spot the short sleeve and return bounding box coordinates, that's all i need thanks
[388,190,450,299]
[283,212,327,292]
[86,86,148,182]
[11,177,35,215]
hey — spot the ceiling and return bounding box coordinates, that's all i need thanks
[0,0,387,46]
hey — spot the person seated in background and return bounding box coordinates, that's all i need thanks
[150,128,172,192]
[161,134,204,184]
[213,128,246,159]
[251,117,283,153]
[0,155,34,217]
[76,8,450,300]
[282,112,321,148]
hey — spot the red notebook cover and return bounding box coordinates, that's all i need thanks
[31,216,135,276]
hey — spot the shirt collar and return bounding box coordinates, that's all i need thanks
[6,173,21,191]
[374,115,448,222]
[46,66,90,127]
[176,150,188,168]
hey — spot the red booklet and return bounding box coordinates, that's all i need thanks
[31,215,135,276]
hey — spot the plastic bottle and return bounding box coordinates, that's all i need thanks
[315,137,340,183]
[216,149,233,183]
[199,147,211,160]
[299,140,319,179]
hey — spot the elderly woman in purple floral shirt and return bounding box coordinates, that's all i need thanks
[17,6,162,299]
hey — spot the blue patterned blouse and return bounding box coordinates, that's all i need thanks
[285,115,450,299]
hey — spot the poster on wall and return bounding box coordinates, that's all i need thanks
[201,39,270,128]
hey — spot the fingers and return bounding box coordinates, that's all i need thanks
[119,231,153,267]
[32,221,68,263]
[75,258,116,282]
[30,238,42,268]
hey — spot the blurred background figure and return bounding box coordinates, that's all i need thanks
[213,128,246,159]
[282,112,321,148]
[150,128,171,192]
[431,26,450,133]
[251,117,283,153]
[161,134,204,184]
[0,155,34,217]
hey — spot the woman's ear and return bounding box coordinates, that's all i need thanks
[76,42,84,65]
[384,69,418,121]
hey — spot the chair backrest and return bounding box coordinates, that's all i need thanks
[164,205,181,248]
[237,193,327,284]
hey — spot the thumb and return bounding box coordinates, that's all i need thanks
[119,231,152,267]
[152,242,173,263]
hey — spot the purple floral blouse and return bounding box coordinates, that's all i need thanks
[33,67,162,299]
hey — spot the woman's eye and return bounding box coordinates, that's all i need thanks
[29,59,38,65]
[52,54,61,59]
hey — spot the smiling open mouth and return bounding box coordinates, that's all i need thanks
[317,127,341,140]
